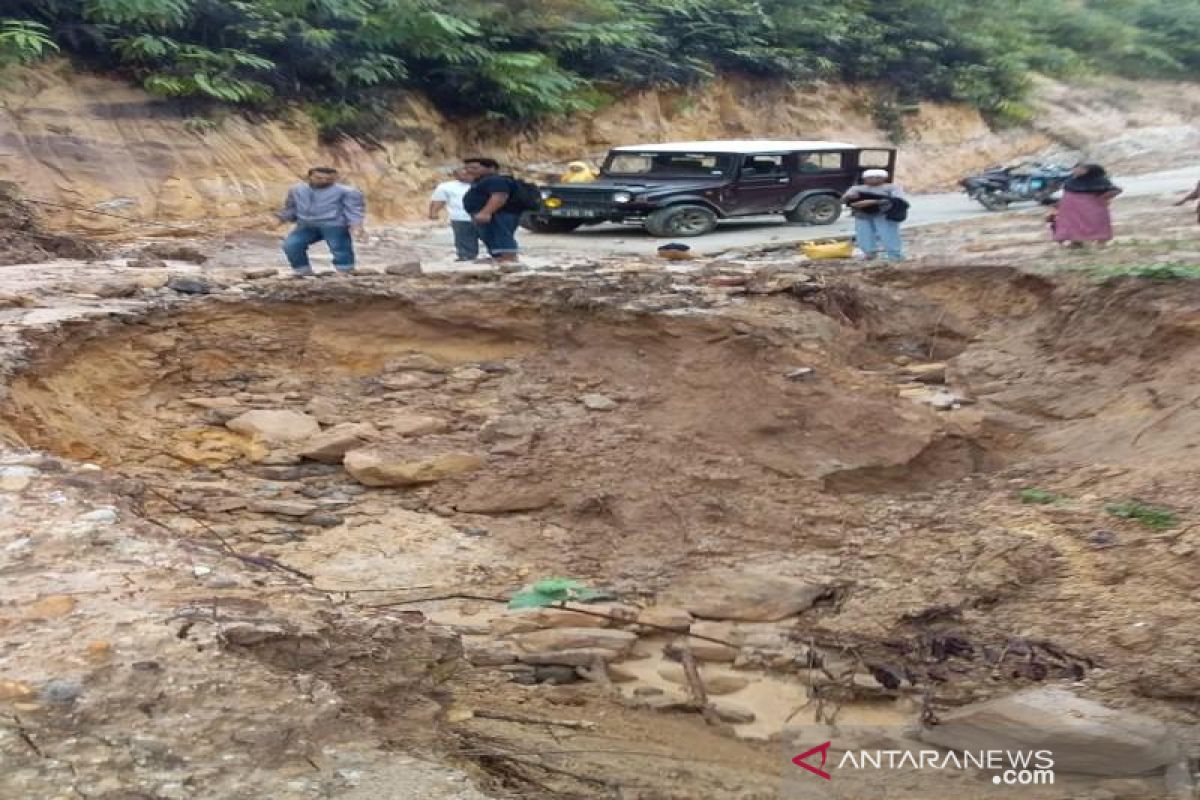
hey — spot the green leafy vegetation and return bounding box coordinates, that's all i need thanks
[1019,488,1061,505]
[0,20,57,66]
[508,578,605,610]
[1,1,1197,136]
[1107,500,1179,530]
[1070,263,1200,283]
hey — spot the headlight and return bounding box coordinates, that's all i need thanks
[540,189,552,199]
[544,197,563,209]
[612,191,633,204]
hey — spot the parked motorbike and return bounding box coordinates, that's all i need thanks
[960,163,1072,211]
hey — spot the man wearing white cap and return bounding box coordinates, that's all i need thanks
[843,169,908,261]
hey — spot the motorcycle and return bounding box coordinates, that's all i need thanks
[960,163,1072,211]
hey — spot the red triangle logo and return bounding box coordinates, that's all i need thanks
[792,741,833,780]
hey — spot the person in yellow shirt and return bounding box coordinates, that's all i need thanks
[559,161,598,183]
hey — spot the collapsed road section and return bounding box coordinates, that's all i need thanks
[2,259,1198,799]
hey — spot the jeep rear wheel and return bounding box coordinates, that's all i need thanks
[520,215,585,234]
[645,205,719,237]
[786,195,842,225]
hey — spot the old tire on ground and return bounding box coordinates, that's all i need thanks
[785,195,842,225]
[520,215,585,234]
[644,205,719,237]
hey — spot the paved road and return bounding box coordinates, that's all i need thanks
[420,165,1200,258]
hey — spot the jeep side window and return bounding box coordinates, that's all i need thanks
[857,149,892,169]
[740,154,785,178]
[797,152,845,173]
[607,152,730,176]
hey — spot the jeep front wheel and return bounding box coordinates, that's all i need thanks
[520,215,585,234]
[786,195,842,225]
[644,205,719,237]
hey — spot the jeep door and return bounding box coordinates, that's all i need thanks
[725,154,794,215]
[791,151,854,196]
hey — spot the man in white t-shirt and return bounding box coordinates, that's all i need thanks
[429,168,480,261]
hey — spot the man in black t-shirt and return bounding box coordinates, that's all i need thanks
[462,157,521,265]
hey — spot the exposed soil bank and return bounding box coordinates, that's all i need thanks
[8,62,1197,234]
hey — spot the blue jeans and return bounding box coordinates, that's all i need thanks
[854,215,904,261]
[451,220,481,261]
[282,224,355,271]
[475,212,520,257]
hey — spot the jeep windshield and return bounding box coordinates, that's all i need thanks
[603,152,732,179]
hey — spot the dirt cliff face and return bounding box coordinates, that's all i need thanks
[0,61,1191,232]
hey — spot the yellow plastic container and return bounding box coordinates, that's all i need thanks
[801,239,855,260]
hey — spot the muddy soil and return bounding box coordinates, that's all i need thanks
[2,262,1199,798]
[0,183,102,266]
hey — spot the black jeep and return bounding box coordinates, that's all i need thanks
[524,140,897,237]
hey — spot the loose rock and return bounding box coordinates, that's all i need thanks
[670,639,738,663]
[491,608,611,635]
[510,627,637,655]
[385,412,448,437]
[381,373,445,391]
[636,606,693,633]
[710,703,756,724]
[579,393,619,411]
[454,485,557,514]
[247,499,318,517]
[343,449,485,487]
[41,679,83,705]
[385,259,423,276]
[464,640,519,666]
[666,569,828,622]
[166,276,213,295]
[202,497,248,513]
[919,687,1181,776]
[226,409,320,444]
[301,512,344,528]
[299,423,378,463]
[904,362,948,384]
[533,665,578,685]
[184,396,242,411]
[479,416,538,443]
[126,255,168,270]
[78,507,118,524]
[518,648,622,666]
[0,466,37,492]
[142,242,209,263]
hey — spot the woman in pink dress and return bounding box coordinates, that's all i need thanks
[1048,164,1122,247]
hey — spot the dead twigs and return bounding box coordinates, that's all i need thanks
[142,485,314,581]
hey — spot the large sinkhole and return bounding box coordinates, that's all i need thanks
[7,273,1198,797]
[0,291,1003,586]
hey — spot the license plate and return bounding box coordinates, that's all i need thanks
[551,207,603,218]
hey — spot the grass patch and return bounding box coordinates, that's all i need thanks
[1018,488,1061,505]
[1106,500,1179,530]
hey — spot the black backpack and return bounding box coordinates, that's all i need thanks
[507,177,543,212]
[885,197,910,222]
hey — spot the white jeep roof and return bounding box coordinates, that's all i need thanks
[610,140,861,154]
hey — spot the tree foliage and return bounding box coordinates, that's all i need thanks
[0,0,1196,136]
